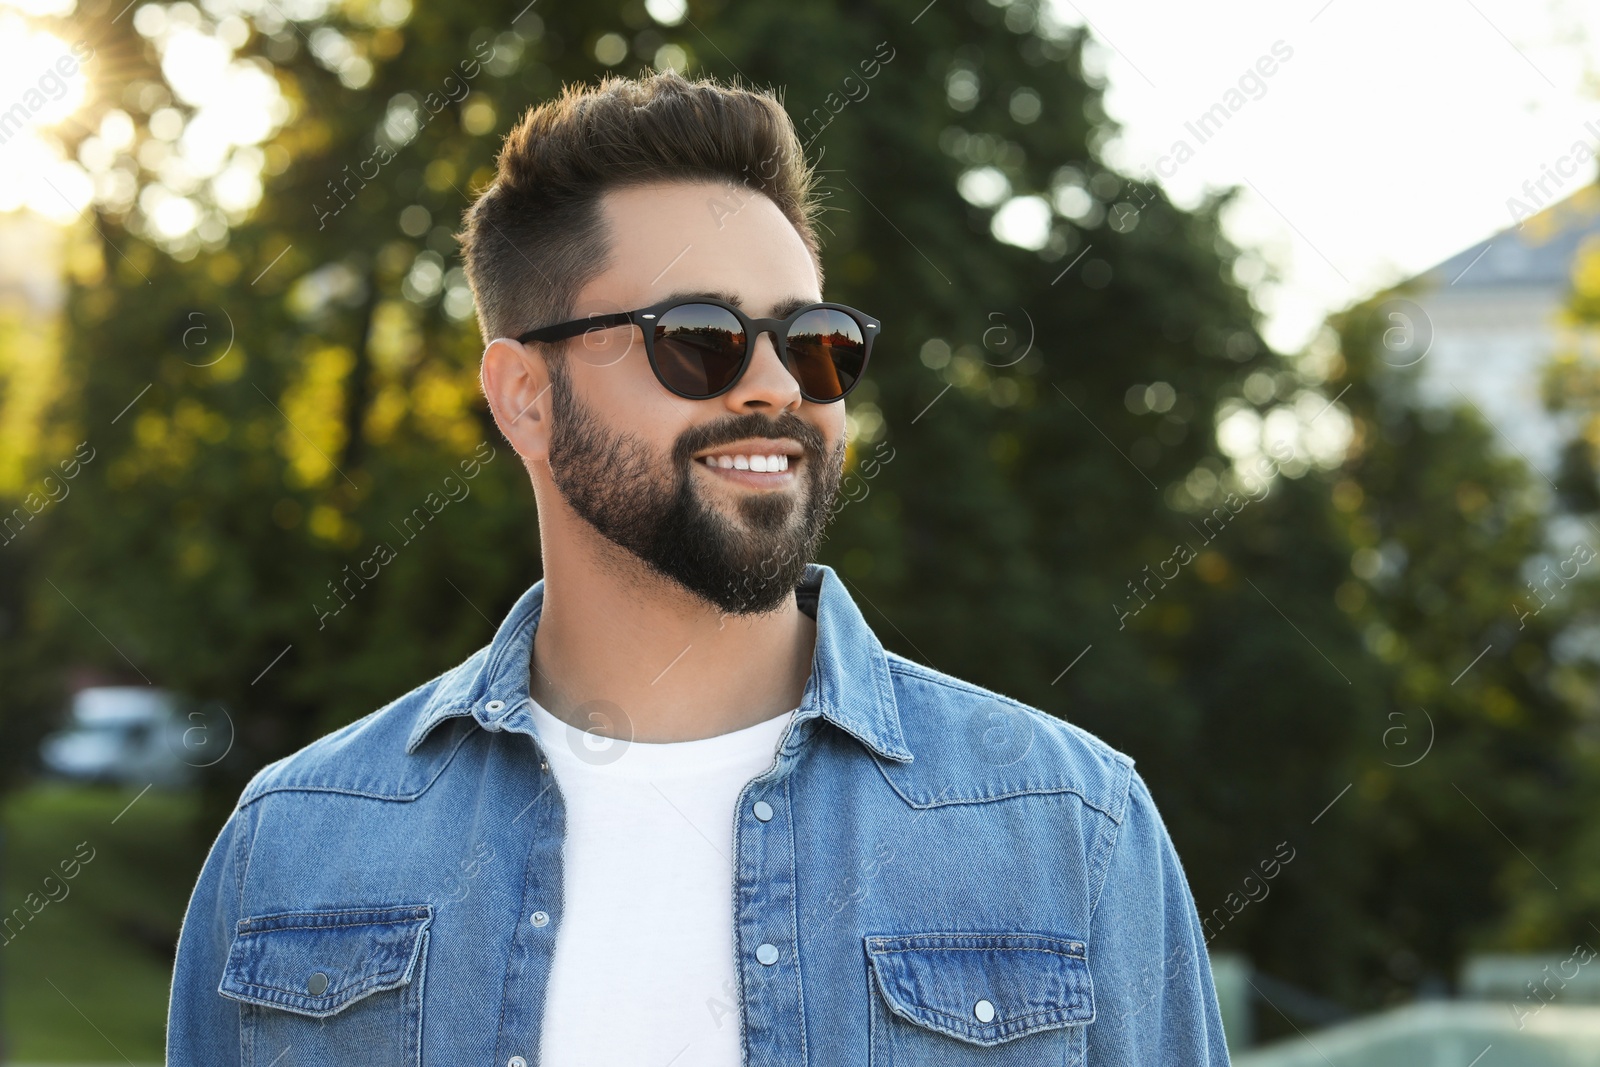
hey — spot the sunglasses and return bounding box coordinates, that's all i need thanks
[516,296,880,404]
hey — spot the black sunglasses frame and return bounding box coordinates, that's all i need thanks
[515,296,880,404]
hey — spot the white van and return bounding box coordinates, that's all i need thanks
[38,686,199,788]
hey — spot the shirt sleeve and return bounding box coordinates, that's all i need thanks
[165,803,249,1066]
[1084,768,1232,1065]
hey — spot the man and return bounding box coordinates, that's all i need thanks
[167,69,1230,1065]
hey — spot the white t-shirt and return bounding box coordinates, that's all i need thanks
[528,696,796,1067]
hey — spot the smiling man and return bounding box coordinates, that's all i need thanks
[167,70,1230,1066]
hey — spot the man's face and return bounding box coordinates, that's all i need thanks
[538,180,848,616]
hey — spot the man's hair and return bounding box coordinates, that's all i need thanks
[457,69,824,353]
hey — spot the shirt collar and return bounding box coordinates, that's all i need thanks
[404,562,913,763]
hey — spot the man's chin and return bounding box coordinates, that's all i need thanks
[681,544,814,617]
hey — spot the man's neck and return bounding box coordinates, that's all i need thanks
[528,543,816,744]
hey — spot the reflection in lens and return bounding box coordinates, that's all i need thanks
[655,303,746,396]
[788,309,864,401]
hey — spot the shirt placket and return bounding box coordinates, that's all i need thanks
[490,712,567,1067]
[732,716,816,1067]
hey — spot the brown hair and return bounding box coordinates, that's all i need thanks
[457,68,824,352]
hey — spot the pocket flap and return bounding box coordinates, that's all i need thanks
[220,904,433,1018]
[865,932,1094,1045]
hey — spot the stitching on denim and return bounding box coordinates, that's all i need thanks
[236,903,430,929]
[408,926,427,1065]
[231,803,258,1061]
[912,1003,1089,1029]
[227,912,430,1009]
[866,937,1094,1034]
[871,757,1124,823]
[232,804,253,934]
[871,944,1086,958]
[867,640,907,759]
[496,757,557,1061]
[227,965,404,1006]
[414,589,544,749]
[1108,749,1135,826]
[873,972,1092,1032]
[239,719,478,805]
[471,592,541,706]
[1079,760,1133,927]
[872,967,1091,1039]
[784,774,809,1067]
[815,568,909,763]
[237,915,430,934]
[881,661,1131,822]
[1085,777,1126,927]
[730,771,751,1056]
[866,932,1084,950]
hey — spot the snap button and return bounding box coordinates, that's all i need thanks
[974,998,995,1022]
[756,942,779,965]
[531,911,549,927]
[508,1058,528,1067]
[752,800,773,822]
[485,699,506,714]
[307,971,329,996]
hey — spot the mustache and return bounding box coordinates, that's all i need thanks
[674,414,828,462]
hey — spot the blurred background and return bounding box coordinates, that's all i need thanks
[2,0,1600,1062]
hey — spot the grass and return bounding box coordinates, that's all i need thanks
[0,781,204,1063]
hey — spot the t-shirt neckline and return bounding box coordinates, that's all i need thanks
[528,697,795,777]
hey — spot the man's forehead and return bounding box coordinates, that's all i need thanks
[591,180,820,310]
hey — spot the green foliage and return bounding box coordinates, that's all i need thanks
[0,783,200,1061]
[1315,288,1594,1004]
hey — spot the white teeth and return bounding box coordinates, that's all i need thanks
[700,454,791,472]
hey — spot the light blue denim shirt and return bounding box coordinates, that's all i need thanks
[167,562,1230,1065]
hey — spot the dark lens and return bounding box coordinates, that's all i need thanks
[653,303,746,397]
[787,309,866,401]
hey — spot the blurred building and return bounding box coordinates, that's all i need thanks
[1395,179,1600,488]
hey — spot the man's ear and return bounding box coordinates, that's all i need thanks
[481,337,554,462]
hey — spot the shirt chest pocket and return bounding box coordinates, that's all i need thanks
[218,904,432,1067]
[865,933,1093,1066]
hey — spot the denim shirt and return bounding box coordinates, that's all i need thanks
[167,562,1230,1065]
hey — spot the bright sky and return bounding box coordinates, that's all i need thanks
[1048,0,1600,355]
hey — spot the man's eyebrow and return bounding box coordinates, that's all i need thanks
[653,290,818,319]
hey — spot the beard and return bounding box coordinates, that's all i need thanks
[544,359,846,616]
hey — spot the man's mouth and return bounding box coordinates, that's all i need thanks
[695,452,799,487]
[692,432,809,488]
[698,453,791,473]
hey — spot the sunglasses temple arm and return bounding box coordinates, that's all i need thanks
[519,311,638,344]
